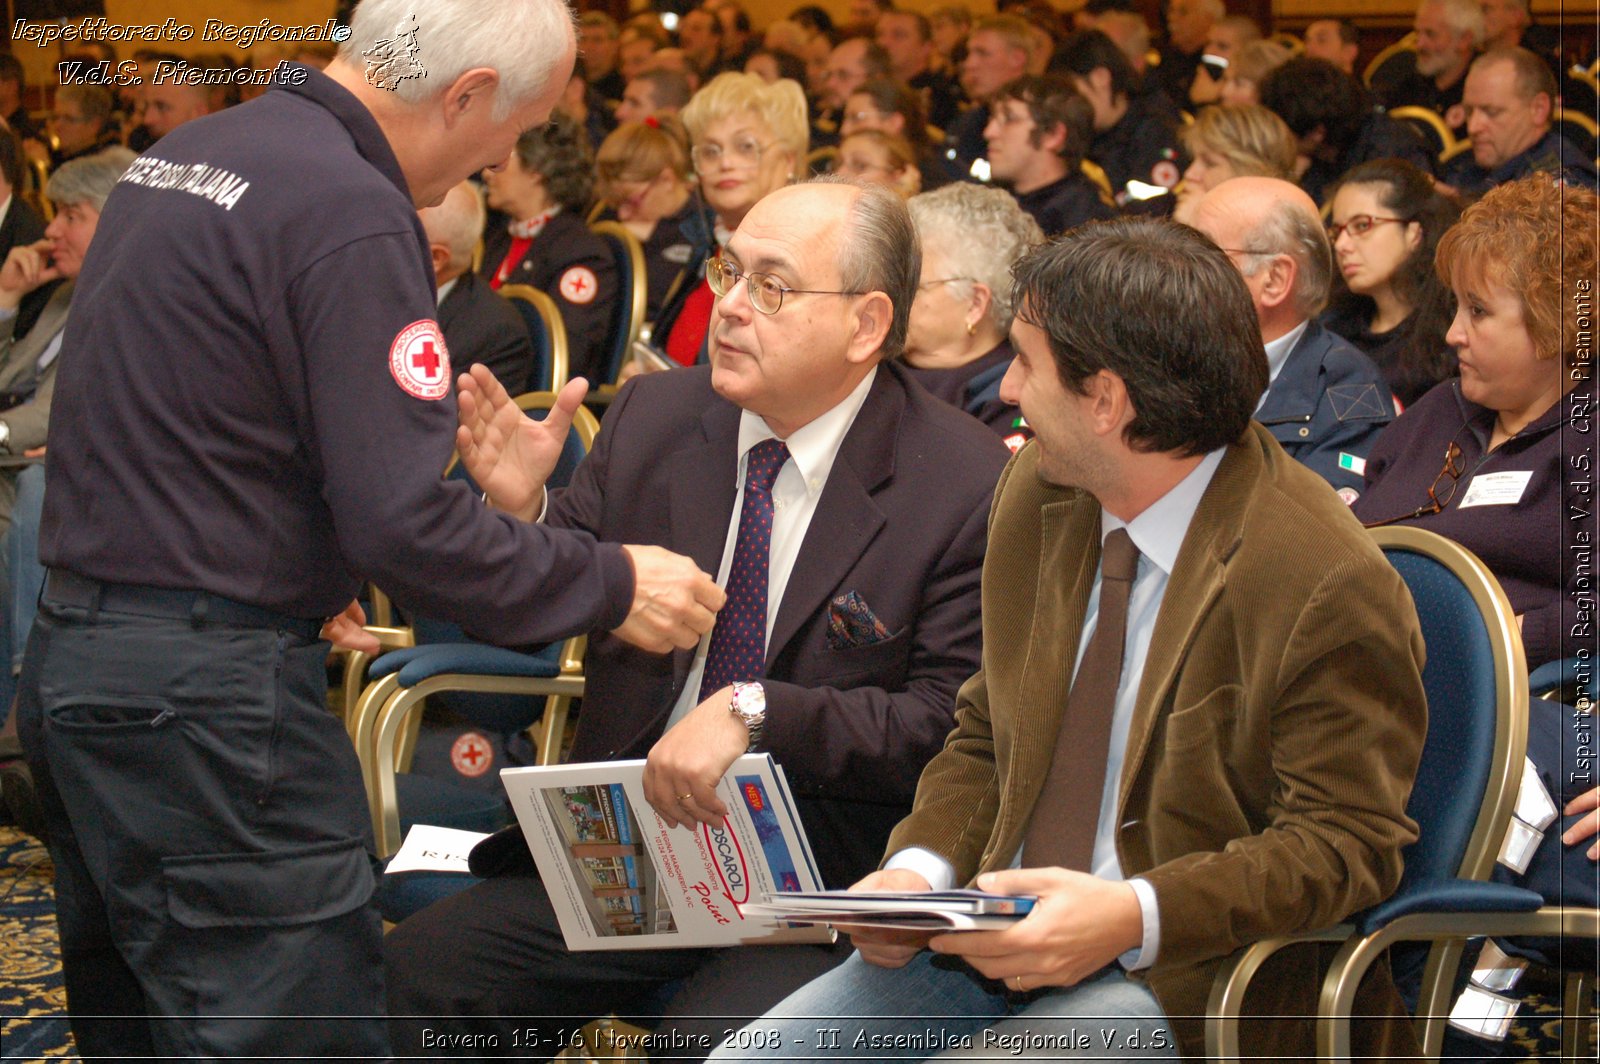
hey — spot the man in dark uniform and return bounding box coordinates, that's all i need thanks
[421,181,538,394]
[1372,0,1482,136]
[1148,0,1220,107]
[985,76,1115,236]
[1053,30,1187,207]
[1442,48,1599,197]
[877,10,963,131]
[16,0,723,1059]
[946,15,1035,181]
[1261,57,1437,205]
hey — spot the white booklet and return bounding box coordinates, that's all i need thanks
[741,889,1036,932]
[501,754,834,951]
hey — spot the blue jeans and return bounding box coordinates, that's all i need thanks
[708,950,1176,1062]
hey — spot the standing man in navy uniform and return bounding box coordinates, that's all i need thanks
[16,0,723,1059]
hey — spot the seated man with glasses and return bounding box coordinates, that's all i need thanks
[384,177,1010,1058]
[1190,176,1394,502]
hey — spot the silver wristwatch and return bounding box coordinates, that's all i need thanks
[728,681,767,751]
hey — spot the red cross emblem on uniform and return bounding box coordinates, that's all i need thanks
[388,319,451,400]
[450,731,494,778]
[559,266,598,305]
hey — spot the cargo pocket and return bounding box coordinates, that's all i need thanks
[164,836,375,928]
[157,837,383,1041]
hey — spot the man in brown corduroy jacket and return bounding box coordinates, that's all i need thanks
[710,217,1428,1062]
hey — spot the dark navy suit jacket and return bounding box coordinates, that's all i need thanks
[553,363,1007,888]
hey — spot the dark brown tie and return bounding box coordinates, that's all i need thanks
[1022,527,1141,872]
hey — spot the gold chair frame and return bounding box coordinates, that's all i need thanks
[499,283,571,392]
[1364,33,1418,88]
[585,221,650,408]
[1206,526,1531,1063]
[1388,105,1461,162]
[350,392,601,858]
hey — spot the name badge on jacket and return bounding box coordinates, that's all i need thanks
[1457,470,1533,509]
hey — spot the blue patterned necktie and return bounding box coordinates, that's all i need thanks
[698,438,790,701]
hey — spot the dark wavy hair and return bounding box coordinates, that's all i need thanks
[1325,158,1461,401]
[1013,217,1266,456]
[1259,56,1372,154]
[513,111,594,212]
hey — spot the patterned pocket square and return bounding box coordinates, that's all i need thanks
[827,591,892,650]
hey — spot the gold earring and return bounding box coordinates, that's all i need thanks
[966,320,977,336]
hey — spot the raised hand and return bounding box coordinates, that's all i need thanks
[455,365,588,521]
[0,240,61,311]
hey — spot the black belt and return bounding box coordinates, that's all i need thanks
[42,569,324,641]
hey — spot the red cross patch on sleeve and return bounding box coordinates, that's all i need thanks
[388,319,452,400]
[559,266,599,305]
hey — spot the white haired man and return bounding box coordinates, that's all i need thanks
[17,0,723,1058]
[420,181,539,392]
[1375,0,1484,133]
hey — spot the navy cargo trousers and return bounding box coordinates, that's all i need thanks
[16,576,389,1059]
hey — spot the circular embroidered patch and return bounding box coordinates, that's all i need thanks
[450,731,494,778]
[559,266,599,304]
[388,319,451,400]
[1151,160,1181,188]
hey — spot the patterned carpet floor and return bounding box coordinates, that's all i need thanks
[0,824,1593,1061]
[0,826,71,1061]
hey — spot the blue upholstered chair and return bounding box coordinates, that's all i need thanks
[349,393,600,859]
[497,283,570,393]
[1206,526,1540,1062]
[586,221,648,407]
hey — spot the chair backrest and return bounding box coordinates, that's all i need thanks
[588,221,648,387]
[515,390,601,489]
[1370,526,1528,894]
[497,283,569,392]
[1364,32,1417,88]
[1268,32,1304,55]
[1080,159,1116,207]
[1387,105,1458,162]
[416,392,600,725]
[1553,107,1598,158]
[26,157,51,221]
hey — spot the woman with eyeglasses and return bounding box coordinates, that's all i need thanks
[833,129,920,199]
[653,72,807,367]
[1351,174,1599,1036]
[899,182,1041,448]
[838,79,953,193]
[594,116,709,322]
[480,112,617,387]
[1320,159,1461,408]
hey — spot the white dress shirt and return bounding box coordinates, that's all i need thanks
[889,446,1228,971]
[1255,319,1309,413]
[665,366,878,727]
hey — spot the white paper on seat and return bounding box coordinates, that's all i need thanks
[386,824,491,874]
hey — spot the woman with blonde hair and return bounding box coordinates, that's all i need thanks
[1172,102,1296,223]
[1218,39,1291,106]
[654,72,807,365]
[595,115,710,320]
